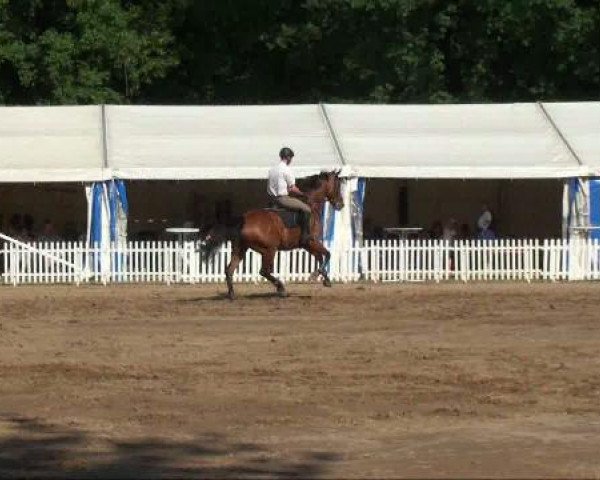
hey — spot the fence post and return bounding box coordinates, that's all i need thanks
[9,244,17,286]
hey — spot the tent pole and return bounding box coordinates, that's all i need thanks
[537,102,584,167]
[319,103,347,166]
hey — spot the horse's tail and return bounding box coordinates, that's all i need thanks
[198,218,243,262]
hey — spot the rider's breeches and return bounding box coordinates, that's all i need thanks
[272,196,311,214]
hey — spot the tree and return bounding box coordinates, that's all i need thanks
[1,0,598,105]
[438,0,600,102]
[0,0,178,104]
[258,0,599,103]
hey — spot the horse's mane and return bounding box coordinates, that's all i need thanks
[299,172,329,192]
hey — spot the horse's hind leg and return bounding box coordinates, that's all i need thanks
[226,243,246,300]
[259,249,287,297]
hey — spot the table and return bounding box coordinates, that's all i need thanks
[383,227,423,240]
[165,227,200,244]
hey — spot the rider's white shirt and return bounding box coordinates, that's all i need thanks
[267,161,295,197]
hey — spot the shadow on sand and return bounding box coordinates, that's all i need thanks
[0,414,339,479]
[179,292,312,303]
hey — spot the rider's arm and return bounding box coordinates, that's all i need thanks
[284,168,305,197]
[288,184,304,197]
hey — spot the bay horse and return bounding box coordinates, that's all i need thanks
[199,170,344,299]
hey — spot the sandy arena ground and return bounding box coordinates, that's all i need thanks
[1,281,599,478]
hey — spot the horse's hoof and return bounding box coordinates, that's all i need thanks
[277,289,289,298]
[323,279,332,288]
[227,292,236,301]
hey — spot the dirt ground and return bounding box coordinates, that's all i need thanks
[1,281,599,479]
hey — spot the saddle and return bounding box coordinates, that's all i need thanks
[264,206,301,229]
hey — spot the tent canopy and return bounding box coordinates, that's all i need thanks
[0,106,106,182]
[541,102,600,171]
[106,105,340,180]
[326,103,592,178]
[0,102,598,182]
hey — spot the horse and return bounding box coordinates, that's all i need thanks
[199,170,345,299]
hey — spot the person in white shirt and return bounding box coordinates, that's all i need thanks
[477,204,493,231]
[267,147,313,244]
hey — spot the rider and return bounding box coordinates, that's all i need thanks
[267,147,313,245]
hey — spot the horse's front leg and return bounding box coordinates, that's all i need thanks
[309,269,320,282]
[306,241,332,287]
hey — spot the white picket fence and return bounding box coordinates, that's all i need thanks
[1,238,600,285]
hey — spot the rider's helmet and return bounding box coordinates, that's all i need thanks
[279,147,294,160]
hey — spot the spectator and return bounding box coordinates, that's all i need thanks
[478,226,497,240]
[8,213,32,242]
[442,218,459,244]
[443,218,460,272]
[21,214,35,241]
[39,219,59,241]
[477,204,493,229]
[8,214,22,237]
[477,204,496,240]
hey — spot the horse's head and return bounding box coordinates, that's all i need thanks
[324,169,344,211]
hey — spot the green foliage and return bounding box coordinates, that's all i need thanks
[0,0,598,105]
[0,0,177,104]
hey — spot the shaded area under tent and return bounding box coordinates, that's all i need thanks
[0,177,572,244]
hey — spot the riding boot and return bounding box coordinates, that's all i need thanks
[300,211,313,246]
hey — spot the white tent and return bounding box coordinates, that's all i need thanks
[541,102,600,172]
[546,102,600,243]
[324,103,594,179]
[105,105,341,180]
[1,102,598,263]
[0,106,106,182]
[0,102,598,182]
